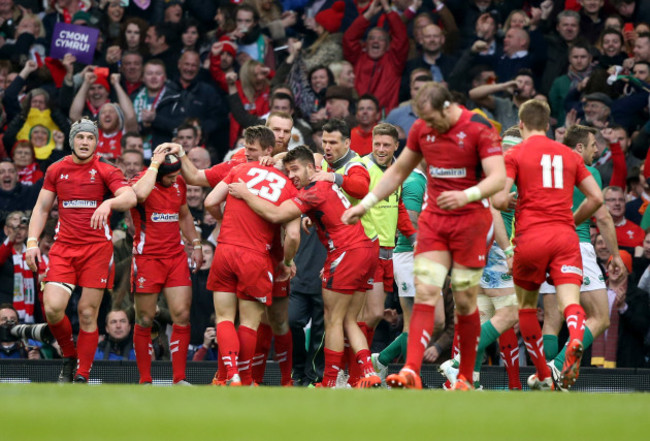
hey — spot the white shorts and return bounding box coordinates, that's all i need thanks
[479,242,514,290]
[539,242,606,294]
[393,252,415,298]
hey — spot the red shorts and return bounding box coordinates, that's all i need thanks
[374,251,394,293]
[270,258,290,298]
[322,242,378,295]
[207,244,273,305]
[512,229,583,291]
[416,209,493,267]
[131,253,191,294]
[45,241,114,289]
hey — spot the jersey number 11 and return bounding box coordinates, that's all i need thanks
[540,154,563,189]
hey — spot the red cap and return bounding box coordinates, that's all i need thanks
[219,36,237,57]
[315,1,345,34]
[609,250,633,274]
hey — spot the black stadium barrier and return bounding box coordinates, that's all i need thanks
[1,360,649,392]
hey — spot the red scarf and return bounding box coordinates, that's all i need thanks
[17,163,43,186]
[12,245,35,323]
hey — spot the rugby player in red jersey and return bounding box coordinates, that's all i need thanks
[25,118,137,383]
[130,145,203,384]
[201,126,300,386]
[343,82,506,390]
[228,145,382,388]
[493,100,603,390]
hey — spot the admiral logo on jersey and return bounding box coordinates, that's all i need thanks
[428,166,466,178]
[62,200,98,208]
[151,213,179,222]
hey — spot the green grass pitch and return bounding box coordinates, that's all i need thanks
[1,384,649,440]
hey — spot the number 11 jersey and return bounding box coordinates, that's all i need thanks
[505,134,591,234]
[220,162,297,254]
[291,181,372,252]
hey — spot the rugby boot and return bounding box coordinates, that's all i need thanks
[386,367,422,389]
[58,357,76,383]
[226,373,242,387]
[73,374,88,384]
[452,374,473,391]
[560,339,583,389]
[356,373,381,388]
[438,358,459,387]
[371,353,388,384]
[547,361,566,392]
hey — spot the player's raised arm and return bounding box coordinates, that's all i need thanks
[228,179,302,224]
[342,147,422,224]
[574,174,604,226]
[132,150,168,203]
[155,142,209,187]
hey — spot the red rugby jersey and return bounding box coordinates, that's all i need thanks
[407,108,502,215]
[130,171,187,257]
[219,162,297,254]
[291,181,371,252]
[505,134,592,234]
[43,155,129,244]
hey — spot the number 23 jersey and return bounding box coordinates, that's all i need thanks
[505,134,591,234]
[220,162,297,254]
[291,181,371,252]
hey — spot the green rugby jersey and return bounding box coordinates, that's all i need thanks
[395,169,427,253]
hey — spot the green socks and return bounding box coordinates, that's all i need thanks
[554,326,594,370]
[378,332,408,366]
[543,334,559,361]
[474,321,501,372]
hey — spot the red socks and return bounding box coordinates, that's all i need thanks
[346,340,361,386]
[237,326,257,385]
[216,321,239,379]
[134,324,153,383]
[457,309,480,381]
[451,325,460,359]
[216,348,226,381]
[564,303,586,343]
[274,330,293,385]
[355,348,374,377]
[519,308,550,380]
[76,328,98,380]
[323,348,344,388]
[404,303,435,374]
[498,327,521,390]
[48,315,76,358]
[170,324,190,383]
[252,323,272,384]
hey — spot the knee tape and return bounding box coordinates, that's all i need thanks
[492,293,519,310]
[45,282,75,296]
[450,268,483,292]
[413,256,448,288]
[477,294,495,325]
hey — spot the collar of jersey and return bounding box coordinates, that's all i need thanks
[329,149,357,170]
[366,153,395,172]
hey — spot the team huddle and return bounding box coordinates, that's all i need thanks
[26,82,622,390]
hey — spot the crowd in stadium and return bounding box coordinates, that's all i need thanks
[0,0,649,388]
